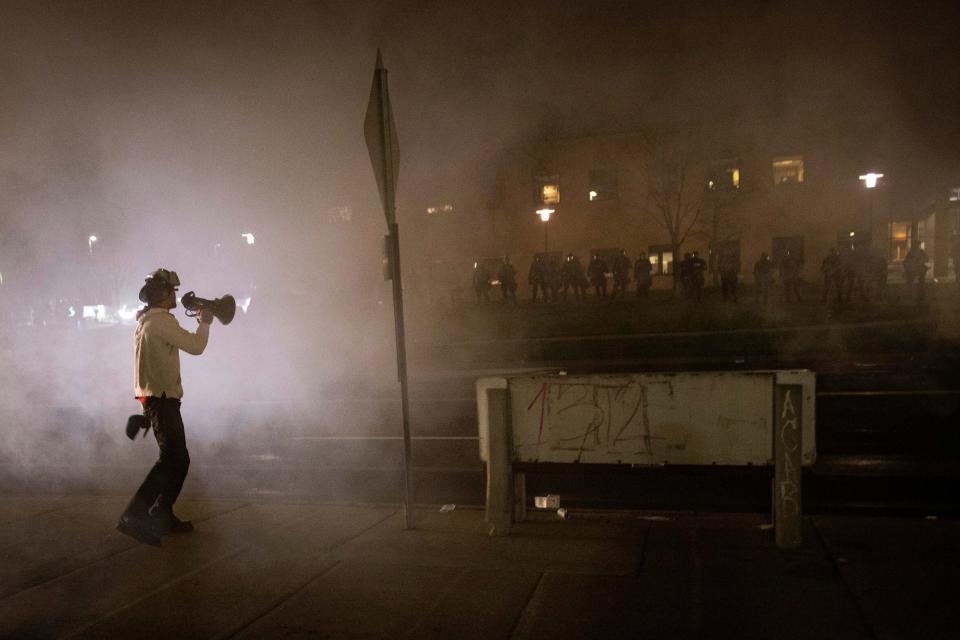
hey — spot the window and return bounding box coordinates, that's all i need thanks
[426,204,454,215]
[707,160,740,191]
[888,222,910,262]
[534,175,560,205]
[772,156,804,185]
[648,244,674,275]
[949,187,960,202]
[588,169,618,201]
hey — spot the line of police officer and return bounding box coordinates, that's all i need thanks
[472,243,934,306]
[820,242,929,305]
[471,251,655,304]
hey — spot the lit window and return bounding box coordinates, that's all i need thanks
[707,160,740,191]
[426,204,454,215]
[772,156,804,185]
[648,245,674,275]
[541,184,560,204]
[949,187,960,202]
[534,175,561,205]
[588,169,618,202]
[889,222,910,262]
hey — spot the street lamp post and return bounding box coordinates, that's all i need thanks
[859,172,884,249]
[88,235,98,258]
[536,208,554,253]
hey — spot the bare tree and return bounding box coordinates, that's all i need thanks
[640,133,704,293]
[702,184,752,285]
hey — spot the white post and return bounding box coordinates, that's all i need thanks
[774,382,803,549]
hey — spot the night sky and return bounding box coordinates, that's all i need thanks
[1,0,959,289]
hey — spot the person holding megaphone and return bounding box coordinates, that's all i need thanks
[116,268,213,547]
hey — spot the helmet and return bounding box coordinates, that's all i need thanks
[147,268,180,288]
[139,268,180,304]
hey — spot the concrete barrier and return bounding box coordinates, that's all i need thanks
[477,370,815,548]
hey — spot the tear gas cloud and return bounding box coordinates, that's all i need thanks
[0,1,958,488]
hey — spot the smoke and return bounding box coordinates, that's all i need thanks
[0,1,957,494]
[0,1,401,490]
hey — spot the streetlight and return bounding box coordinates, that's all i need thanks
[536,208,554,253]
[858,172,884,189]
[88,235,98,258]
[859,172,884,250]
[241,232,256,245]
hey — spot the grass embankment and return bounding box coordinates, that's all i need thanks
[409,282,960,368]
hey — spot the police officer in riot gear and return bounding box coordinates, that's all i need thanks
[753,252,774,304]
[473,261,492,304]
[498,256,517,303]
[529,255,548,302]
[718,250,739,303]
[634,252,652,299]
[588,254,608,299]
[689,251,707,302]
[612,250,632,298]
[904,243,929,302]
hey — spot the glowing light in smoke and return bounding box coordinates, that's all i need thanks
[117,305,140,321]
[242,233,256,245]
[859,172,884,189]
[82,305,106,321]
[536,208,554,222]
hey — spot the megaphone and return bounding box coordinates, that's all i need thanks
[180,291,237,325]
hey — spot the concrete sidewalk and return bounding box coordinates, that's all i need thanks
[0,495,955,639]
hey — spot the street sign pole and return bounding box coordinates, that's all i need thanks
[388,223,415,529]
[365,50,415,529]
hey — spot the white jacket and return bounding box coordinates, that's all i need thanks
[134,308,209,399]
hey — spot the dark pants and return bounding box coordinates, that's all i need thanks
[612,278,629,298]
[721,275,738,302]
[125,396,190,518]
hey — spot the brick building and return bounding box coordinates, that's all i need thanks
[407,118,958,298]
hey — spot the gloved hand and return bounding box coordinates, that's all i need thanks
[125,415,150,440]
